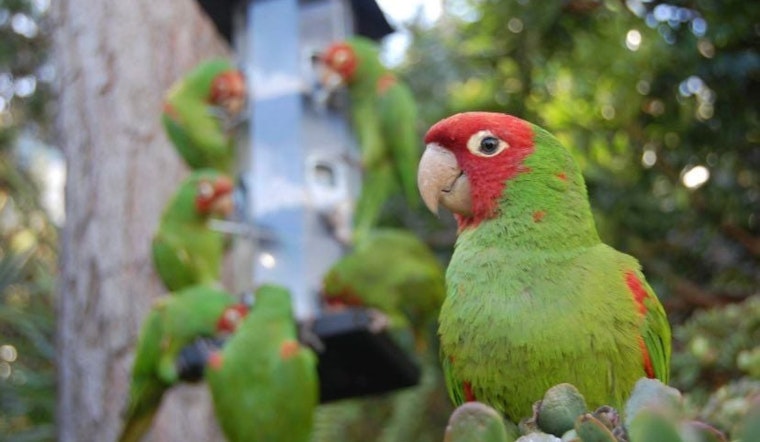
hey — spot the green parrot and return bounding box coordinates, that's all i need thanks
[151,168,233,292]
[321,227,445,351]
[206,284,319,442]
[117,283,235,442]
[317,228,446,442]
[162,59,245,173]
[319,37,421,243]
[416,111,672,422]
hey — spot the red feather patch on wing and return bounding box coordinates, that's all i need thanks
[208,351,224,370]
[280,340,300,360]
[463,381,477,402]
[638,336,655,378]
[376,73,397,95]
[625,271,649,315]
[625,270,656,378]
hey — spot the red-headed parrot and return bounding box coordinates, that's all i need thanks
[117,284,235,442]
[206,284,318,442]
[319,37,421,243]
[162,59,245,173]
[416,111,671,422]
[151,169,233,292]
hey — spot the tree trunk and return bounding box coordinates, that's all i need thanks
[52,1,230,440]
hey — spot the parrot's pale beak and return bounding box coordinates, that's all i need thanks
[211,180,234,216]
[204,176,235,216]
[210,194,234,217]
[319,67,345,93]
[417,143,472,217]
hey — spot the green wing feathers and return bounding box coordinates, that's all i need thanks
[626,269,672,384]
[162,59,239,172]
[118,285,234,442]
[377,80,421,209]
[206,284,318,442]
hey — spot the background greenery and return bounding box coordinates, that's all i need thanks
[1,0,758,440]
[0,0,56,440]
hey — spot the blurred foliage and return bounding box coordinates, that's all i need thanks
[401,0,760,322]
[0,0,56,440]
[671,295,760,397]
[669,295,760,437]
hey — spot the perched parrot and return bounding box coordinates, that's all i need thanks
[317,228,447,442]
[206,284,319,442]
[321,227,445,351]
[162,59,245,173]
[319,37,421,243]
[117,284,235,442]
[151,169,234,292]
[416,111,671,422]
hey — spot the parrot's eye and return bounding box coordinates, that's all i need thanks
[332,49,350,67]
[466,130,509,157]
[480,137,500,154]
[197,181,214,199]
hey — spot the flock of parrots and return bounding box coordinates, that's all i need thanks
[118,36,676,442]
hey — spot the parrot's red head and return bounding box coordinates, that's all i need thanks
[320,42,358,83]
[209,70,246,115]
[418,112,535,229]
[195,174,234,216]
[216,303,249,334]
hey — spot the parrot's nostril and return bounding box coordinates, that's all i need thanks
[442,172,464,193]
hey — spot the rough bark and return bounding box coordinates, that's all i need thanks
[52,0,230,440]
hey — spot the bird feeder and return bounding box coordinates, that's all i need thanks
[191,0,421,402]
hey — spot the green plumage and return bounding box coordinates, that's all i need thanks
[206,284,318,442]
[426,114,671,422]
[151,169,230,292]
[323,37,421,243]
[162,59,237,173]
[118,284,234,442]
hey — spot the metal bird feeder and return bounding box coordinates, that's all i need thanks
[192,0,421,402]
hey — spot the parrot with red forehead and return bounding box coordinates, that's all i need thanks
[151,169,234,292]
[319,37,420,243]
[416,111,671,422]
[117,283,235,442]
[206,284,318,442]
[162,59,245,173]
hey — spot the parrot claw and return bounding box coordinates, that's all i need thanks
[298,320,325,353]
[366,308,390,334]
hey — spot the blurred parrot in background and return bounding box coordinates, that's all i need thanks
[162,58,246,173]
[151,169,234,292]
[417,111,671,422]
[314,228,447,442]
[321,227,445,351]
[206,284,319,442]
[319,37,421,243]
[117,284,235,442]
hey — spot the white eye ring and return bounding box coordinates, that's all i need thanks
[197,181,214,199]
[466,130,509,157]
[333,49,350,66]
